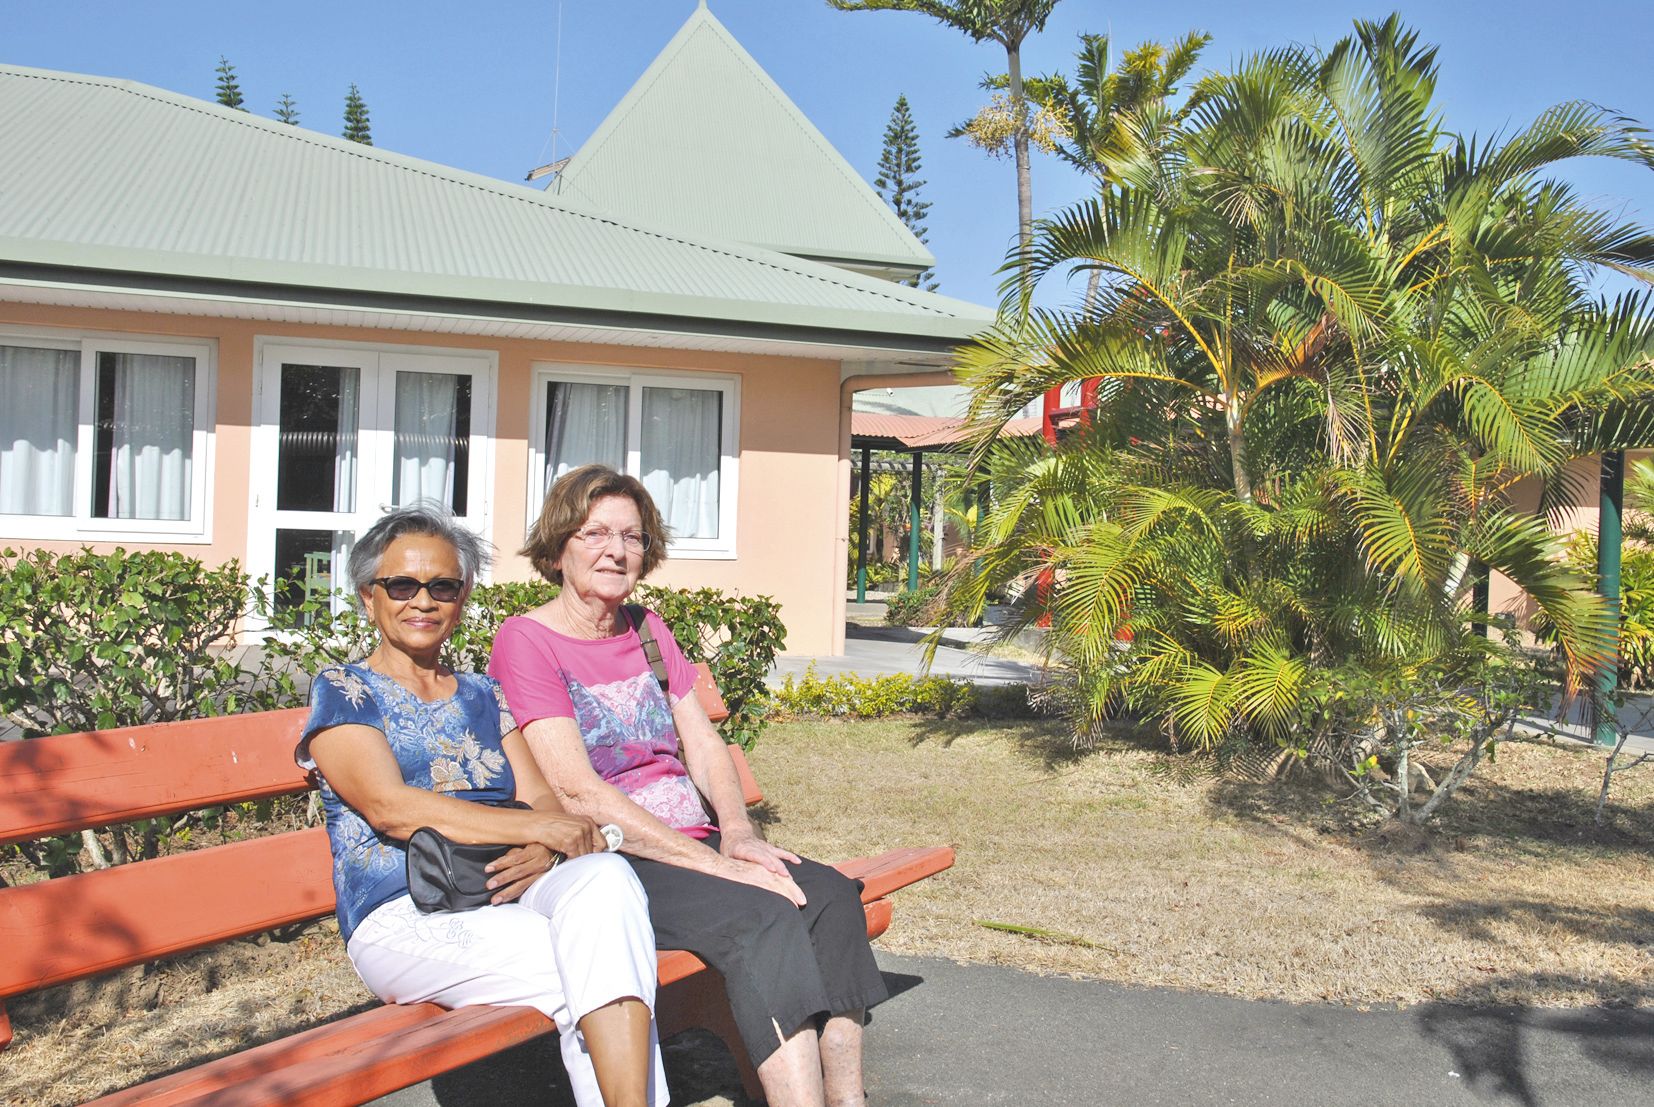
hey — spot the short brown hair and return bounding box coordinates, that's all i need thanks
[521,464,670,584]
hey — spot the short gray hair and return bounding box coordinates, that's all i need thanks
[347,502,492,606]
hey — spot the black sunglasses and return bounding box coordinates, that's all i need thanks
[371,576,465,602]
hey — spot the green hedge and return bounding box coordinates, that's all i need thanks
[0,547,263,737]
[263,578,786,749]
[771,666,1034,719]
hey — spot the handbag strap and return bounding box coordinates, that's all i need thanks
[624,604,670,692]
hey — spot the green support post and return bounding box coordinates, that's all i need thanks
[855,446,871,603]
[1595,450,1625,747]
[908,451,922,592]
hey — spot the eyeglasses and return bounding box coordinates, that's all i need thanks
[573,525,653,552]
[371,576,466,602]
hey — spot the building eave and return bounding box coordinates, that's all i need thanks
[0,267,979,364]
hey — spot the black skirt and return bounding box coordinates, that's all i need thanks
[624,831,890,1068]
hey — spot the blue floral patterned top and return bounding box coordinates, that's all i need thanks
[297,663,518,941]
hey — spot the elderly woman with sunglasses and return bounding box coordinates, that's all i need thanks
[297,504,669,1107]
[488,465,887,1107]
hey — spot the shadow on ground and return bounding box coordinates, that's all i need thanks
[1413,977,1654,1107]
[424,967,930,1107]
[426,1027,753,1107]
[1201,748,1654,861]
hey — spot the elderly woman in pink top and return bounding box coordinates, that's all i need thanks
[489,464,885,1107]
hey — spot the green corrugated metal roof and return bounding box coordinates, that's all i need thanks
[0,63,989,347]
[552,3,935,277]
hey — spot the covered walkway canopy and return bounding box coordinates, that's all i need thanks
[849,412,1040,598]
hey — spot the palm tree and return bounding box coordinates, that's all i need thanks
[943,17,1654,817]
[1048,30,1209,315]
[828,1,1063,274]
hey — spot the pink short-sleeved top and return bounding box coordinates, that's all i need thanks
[488,610,715,837]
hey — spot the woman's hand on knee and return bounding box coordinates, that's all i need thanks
[719,856,808,908]
[485,843,558,904]
[719,826,801,878]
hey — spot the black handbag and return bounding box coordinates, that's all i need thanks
[405,800,557,914]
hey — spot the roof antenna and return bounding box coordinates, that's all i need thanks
[526,0,567,185]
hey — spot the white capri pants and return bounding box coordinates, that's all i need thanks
[347,852,669,1107]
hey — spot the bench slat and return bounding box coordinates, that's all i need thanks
[0,828,335,997]
[0,775,776,998]
[0,665,736,847]
[836,845,956,901]
[0,709,312,846]
[0,828,933,1001]
[84,896,900,1107]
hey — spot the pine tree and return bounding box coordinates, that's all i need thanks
[873,95,937,290]
[214,56,246,111]
[274,93,300,126]
[342,84,372,145]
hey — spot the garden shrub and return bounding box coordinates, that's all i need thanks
[771,665,1033,719]
[1545,531,1654,688]
[884,579,944,626]
[0,547,279,875]
[261,579,786,749]
[0,547,260,737]
[631,585,786,750]
[849,558,929,591]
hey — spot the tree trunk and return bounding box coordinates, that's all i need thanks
[1084,267,1103,317]
[1224,388,1251,504]
[1007,43,1033,282]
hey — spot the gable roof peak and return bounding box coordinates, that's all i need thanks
[553,4,935,278]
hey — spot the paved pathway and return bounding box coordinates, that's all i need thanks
[769,622,1045,687]
[375,951,1654,1106]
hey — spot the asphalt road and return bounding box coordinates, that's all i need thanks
[375,950,1654,1106]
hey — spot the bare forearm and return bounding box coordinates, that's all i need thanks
[688,746,754,836]
[554,773,732,872]
[359,786,584,852]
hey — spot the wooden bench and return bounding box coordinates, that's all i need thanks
[0,666,954,1105]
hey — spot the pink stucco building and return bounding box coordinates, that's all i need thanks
[0,6,992,655]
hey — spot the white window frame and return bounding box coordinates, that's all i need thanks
[0,325,216,543]
[244,338,498,627]
[528,364,740,559]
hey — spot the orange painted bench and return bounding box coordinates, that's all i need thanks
[0,665,954,1105]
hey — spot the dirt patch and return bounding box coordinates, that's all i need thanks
[4,720,1651,1104]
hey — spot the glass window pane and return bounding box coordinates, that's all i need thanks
[0,344,79,516]
[393,372,471,514]
[544,380,627,489]
[92,351,195,521]
[640,386,721,540]
[273,528,352,621]
[277,364,360,513]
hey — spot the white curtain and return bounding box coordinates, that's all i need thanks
[641,386,721,539]
[0,345,79,516]
[333,368,360,513]
[109,352,194,521]
[394,371,460,507]
[545,381,627,488]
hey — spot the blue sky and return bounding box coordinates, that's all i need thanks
[4,1,1651,309]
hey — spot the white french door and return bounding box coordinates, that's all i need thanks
[247,341,495,622]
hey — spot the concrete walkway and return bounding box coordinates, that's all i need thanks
[374,950,1654,1106]
[769,621,1045,687]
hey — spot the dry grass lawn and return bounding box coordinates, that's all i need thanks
[4,718,1651,1105]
